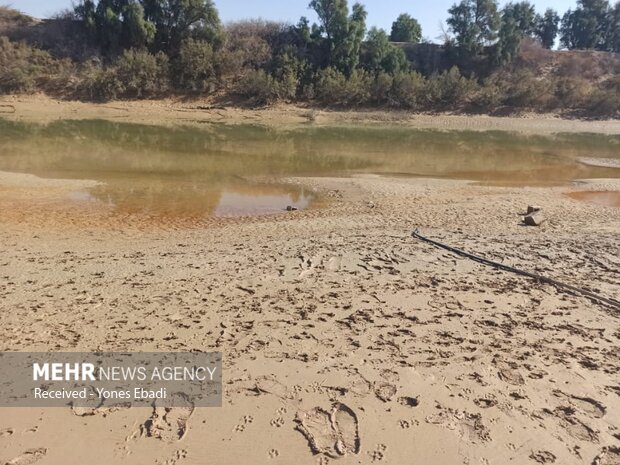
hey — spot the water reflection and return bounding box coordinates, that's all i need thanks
[0,118,618,219]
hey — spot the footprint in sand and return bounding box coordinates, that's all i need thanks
[553,391,606,419]
[545,407,599,443]
[426,408,491,443]
[295,403,360,459]
[268,449,280,459]
[529,450,557,463]
[0,428,14,438]
[142,394,194,442]
[495,361,525,386]
[5,448,47,465]
[593,447,620,465]
[374,382,397,402]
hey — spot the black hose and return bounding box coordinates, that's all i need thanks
[411,229,620,312]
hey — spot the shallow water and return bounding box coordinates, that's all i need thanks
[566,191,620,208]
[0,118,618,219]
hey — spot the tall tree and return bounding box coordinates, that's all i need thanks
[447,0,501,55]
[74,0,156,52]
[606,1,620,51]
[141,0,222,52]
[535,8,560,48]
[363,27,408,73]
[494,15,521,64]
[309,0,367,75]
[502,1,537,36]
[560,0,611,50]
[390,13,422,43]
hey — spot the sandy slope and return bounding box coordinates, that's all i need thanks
[1,94,620,134]
[0,170,618,465]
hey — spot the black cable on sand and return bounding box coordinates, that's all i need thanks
[412,229,620,312]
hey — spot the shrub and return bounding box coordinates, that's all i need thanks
[76,66,123,102]
[502,70,554,110]
[115,48,169,98]
[388,71,426,109]
[315,67,372,106]
[0,36,68,93]
[236,69,282,105]
[174,39,218,93]
[370,72,393,105]
[426,66,478,107]
[586,77,620,117]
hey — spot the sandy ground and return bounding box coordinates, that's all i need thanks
[0,164,619,465]
[1,94,620,134]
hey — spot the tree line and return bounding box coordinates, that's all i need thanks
[0,0,618,116]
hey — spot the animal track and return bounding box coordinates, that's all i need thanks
[399,419,411,429]
[268,449,280,459]
[142,394,195,442]
[270,417,285,428]
[0,428,14,437]
[369,444,387,462]
[233,424,246,433]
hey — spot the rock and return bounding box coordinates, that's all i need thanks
[524,210,545,226]
[286,206,298,211]
[527,205,542,214]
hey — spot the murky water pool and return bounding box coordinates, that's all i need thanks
[0,119,618,219]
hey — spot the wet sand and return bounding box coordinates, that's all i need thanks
[0,169,619,465]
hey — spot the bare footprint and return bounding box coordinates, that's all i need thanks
[332,403,360,456]
[296,407,339,458]
[295,403,360,458]
[5,448,47,465]
[142,394,194,442]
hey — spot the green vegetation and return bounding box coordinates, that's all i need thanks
[0,0,618,117]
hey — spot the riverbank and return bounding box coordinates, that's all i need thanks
[2,94,620,134]
[0,170,619,465]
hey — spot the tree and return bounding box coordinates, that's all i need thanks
[494,15,521,64]
[535,8,560,49]
[74,0,156,53]
[606,1,620,51]
[390,13,422,43]
[363,27,408,73]
[141,0,222,52]
[309,0,367,75]
[560,0,611,50]
[447,0,501,55]
[502,1,536,36]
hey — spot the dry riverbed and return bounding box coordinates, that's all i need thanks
[0,165,619,465]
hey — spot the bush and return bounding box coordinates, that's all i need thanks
[174,39,218,93]
[0,36,69,93]
[236,69,283,105]
[502,70,554,110]
[314,67,372,106]
[76,66,123,102]
[115,48,169,98]
[370,72,393,105]
[426,66,478,106]
[389,71,426,109]
[586,77,620,117]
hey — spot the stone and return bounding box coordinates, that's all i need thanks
[527,205,542,214]
[524,210,545,226]
[286,206,298,211]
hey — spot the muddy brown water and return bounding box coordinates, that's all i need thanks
[0,118,618,219]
